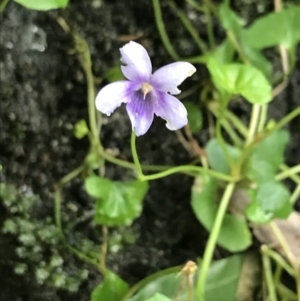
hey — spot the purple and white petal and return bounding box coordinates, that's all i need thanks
[150,62,196,95]
[95,81,137,116]
[120,41,152,83]
[126,91,155,136]
[154,92,188,130]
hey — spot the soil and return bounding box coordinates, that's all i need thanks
[0,0,299,301]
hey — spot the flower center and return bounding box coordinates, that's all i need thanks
[141,83,153,99]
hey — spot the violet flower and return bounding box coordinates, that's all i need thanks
[95,41,196,136]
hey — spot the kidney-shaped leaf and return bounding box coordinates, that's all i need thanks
[246,181,292,223]
[91,272,129,301]
[191,175,252,252]
[128,255,244,301]
[207,58,272,104]
[84,176,149,226]
[248,130,289,183]
[206,138,241,175]
[245,6,300,49]
[201,255,244,301]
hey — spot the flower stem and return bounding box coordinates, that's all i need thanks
[131,131,144,179]
[152,0,180,61]
[142,165,234,182]
[168,0,207,54]
[245,104,261,146]
[275,164,300,181]
[261,245,278,301]
[197,182,236,300]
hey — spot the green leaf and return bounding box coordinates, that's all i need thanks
[248,130,289,183]
[218,3,272,77]
[128,255,244,301]
[191,175,252,252]
[245,6,300,49]
[219,3,244,36]
[84,176,149,226]
[201,255,244,301]
[91,272,129,301]
[13,0,68,10]
[245,194,273,224]
[103,65,125,83]
[74,119,89,139]
[246,181,292,223]
[183,102,203,133]
[206,138,241,175]
[207,58,272,104]
[144,294,173,301]
[241,45,272,79]
[210,39,235,64]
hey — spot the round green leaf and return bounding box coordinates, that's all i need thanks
[183,101,203,134]
[84,176,148,226]
[207,58,272,104]
[191,175,252,252]
[14,0,69,10]
[256,181,292,219]
[248,130,290,183]
[84,176,111,199]
[128,255,244,301]
[245,194,273,224]
[245,6,300,49]
[206,138,241,175]
[91,272,129,301]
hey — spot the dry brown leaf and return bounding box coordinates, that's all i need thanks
[252,211,300,268]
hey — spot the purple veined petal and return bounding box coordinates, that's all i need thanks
[126,91,156,136]
[95,80,138,116]
[154,91,188,130]
[150,62,196,95]
[120,41,152,83]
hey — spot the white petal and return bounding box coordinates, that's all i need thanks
[154,91,188,130]
[95,81,137,116]
[150,62,196,95]
[120,41,152,83]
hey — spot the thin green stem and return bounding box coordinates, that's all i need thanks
[269,106,300,136]
[197,182,236,300]
[280,164,300,185]
[142,165,234,182]
[168,0,207,54]
[74,34,100,146]
[185,0,205,12]
[246,104,261,146]
[209,106,243,147]
[261,245,278,301]
[58,165,84,186]
[152,0,180,60]
[290,184,300,205]
[275,164,300,181]
[258,104,268,133]
[99,226,108,276]
[225,110,248,138]
[203,0,215,49]
[216,98,233,169]
[262,246,294,277]
[131,131,143,178]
